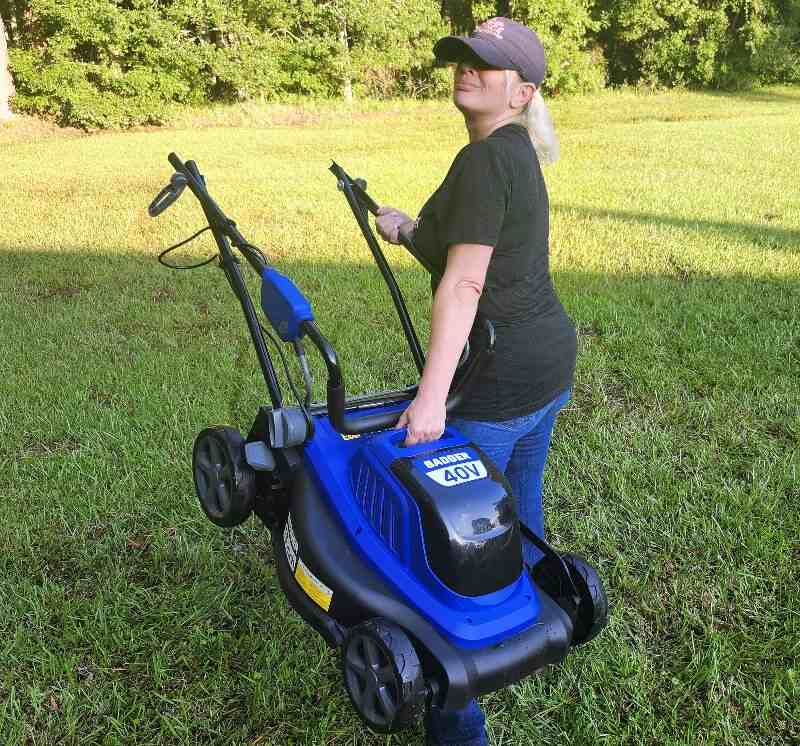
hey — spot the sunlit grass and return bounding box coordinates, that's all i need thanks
[1,87,798,745]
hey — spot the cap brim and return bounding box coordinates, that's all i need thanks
[433,36,516,71]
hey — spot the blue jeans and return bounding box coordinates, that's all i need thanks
[425,388,570,746]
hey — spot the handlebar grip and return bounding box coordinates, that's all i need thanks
[352,179,380,216]
[168,152,183,172]
[185,159,205,186]
[147,173,188,218]
[327,318,495,436]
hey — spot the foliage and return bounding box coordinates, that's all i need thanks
[595,0,800,87]
[1,0,799,128]
[241,0,450,99]
[6,0,268,127]
[4,0,447,127]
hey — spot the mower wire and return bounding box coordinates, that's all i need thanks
[158,225,216,269]
[259,323,315,437]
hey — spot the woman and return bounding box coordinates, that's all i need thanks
[375,17,576,746]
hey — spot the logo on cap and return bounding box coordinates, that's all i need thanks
[476,18,505,40]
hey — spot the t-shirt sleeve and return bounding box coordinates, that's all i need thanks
[436,140,509,249]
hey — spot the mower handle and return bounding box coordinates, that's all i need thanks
[307,317,496,436]
[165,153,268,276]
[332,162,439,278]
[154,153,493,438]
[344,176,418,262]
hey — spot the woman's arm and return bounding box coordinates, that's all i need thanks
[397,242,494,446]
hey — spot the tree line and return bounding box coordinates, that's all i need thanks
[1,0,798,129]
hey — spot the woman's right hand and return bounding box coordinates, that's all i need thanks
[376,206,414,245]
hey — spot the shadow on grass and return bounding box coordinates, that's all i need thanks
[553,203,800,252]
[2,246,797,405]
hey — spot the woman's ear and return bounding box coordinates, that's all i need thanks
[511,82,536,110]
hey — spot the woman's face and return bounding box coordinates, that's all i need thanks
[452,56,511,118]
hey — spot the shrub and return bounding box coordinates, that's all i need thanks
[595,0,800,88]
[4,0,799,128]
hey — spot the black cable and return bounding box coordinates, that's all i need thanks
[258,323,314,436]
[240,241,269,266]
[157,224,312,432]
[293,340,314,411]
[293,340,315,437]
[158,226,216,269]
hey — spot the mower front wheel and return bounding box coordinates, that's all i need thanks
[341,619,426,734]
[192,426,256,528]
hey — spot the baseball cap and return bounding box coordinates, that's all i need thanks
[434,17,546,86]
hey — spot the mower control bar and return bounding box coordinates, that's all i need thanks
[148,173,188,217]
[166,153,268,276]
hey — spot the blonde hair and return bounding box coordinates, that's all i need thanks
[506,71,559,166]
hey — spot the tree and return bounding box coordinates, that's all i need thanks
[0,12,13,120]
[440,0,475,33]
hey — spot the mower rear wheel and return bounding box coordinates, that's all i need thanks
[341,619,426,734]
[562,553,608,646]
[192,426,256,528]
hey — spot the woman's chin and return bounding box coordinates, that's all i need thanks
[453,91,480,114]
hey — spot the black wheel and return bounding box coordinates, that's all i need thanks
[341,619,426,734]
[192,426,256,528]
[562,553,608,646]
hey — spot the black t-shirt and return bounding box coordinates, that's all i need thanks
[412,123,576,421]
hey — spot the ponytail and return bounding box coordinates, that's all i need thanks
[505,71,559,166]
[523,89,559,166]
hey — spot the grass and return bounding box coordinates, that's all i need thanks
[1,86,799,745]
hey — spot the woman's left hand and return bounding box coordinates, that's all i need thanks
[395,394,446,446]
[376,206,414,245]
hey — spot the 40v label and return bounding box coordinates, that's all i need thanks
[426,459,487,487]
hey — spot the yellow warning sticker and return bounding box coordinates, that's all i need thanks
[294,557,333,612]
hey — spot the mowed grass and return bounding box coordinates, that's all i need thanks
[1,87,798,745]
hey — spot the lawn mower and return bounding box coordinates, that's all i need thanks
[148,153,608,733]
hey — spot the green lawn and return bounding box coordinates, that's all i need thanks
[1,87,798,745]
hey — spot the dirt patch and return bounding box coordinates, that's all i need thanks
[667,255,699,284]
[763,420,798,446]
[578,321,603,338]
[37,284,84,300]
[88,386,118,408]
[152,286,176,304]
[126,535,152,553]
[20,436,80,458]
